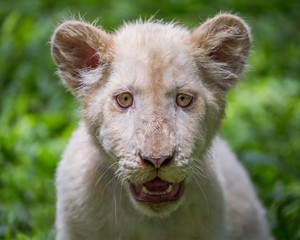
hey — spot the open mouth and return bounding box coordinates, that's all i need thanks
[129,177,184,203]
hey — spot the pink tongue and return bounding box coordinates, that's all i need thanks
[143,177,170,192]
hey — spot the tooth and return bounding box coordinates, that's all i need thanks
[143,186,149,194]
[166,185,172,193]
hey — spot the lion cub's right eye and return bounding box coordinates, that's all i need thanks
[116,92,133,108]
[176,93,193,108]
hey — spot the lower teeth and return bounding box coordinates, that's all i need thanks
[142,184,173,195]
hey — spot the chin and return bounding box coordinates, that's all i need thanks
[127,177,185,217]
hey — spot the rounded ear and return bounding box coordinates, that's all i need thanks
[191,14,251,91]
[51,20,112,96]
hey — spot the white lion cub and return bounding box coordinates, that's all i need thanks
[51,13,273,240]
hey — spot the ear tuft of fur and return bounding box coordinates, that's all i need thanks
[191,14,251,91]
[51,20,112,96]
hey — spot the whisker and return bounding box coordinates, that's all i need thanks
[103,176,117,192]
[192,175,210,216]
[113,183,117,224]
[189,158,213,186]
[95,162,118,186]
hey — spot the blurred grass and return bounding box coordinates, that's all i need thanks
[0,0,299,239]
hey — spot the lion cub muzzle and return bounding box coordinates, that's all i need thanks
[136,113,176,168]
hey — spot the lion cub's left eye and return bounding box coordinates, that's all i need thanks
[116,92,133,108]
[176,93,193,108]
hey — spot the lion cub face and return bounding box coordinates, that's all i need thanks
[51,14,250,216]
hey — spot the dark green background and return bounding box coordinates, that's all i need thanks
[0,0,299,239]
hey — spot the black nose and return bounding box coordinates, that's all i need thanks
[139,153,174,168]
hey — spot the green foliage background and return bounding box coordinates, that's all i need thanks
[0,0,299,239]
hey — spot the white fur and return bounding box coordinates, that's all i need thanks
[52,14,273,240]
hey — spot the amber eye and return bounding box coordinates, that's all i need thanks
[176,93,193,108]
[116,92,133,108]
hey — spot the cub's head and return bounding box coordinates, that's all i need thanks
[51,14,251,217]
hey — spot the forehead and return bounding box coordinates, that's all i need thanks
[111,21,198,92]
